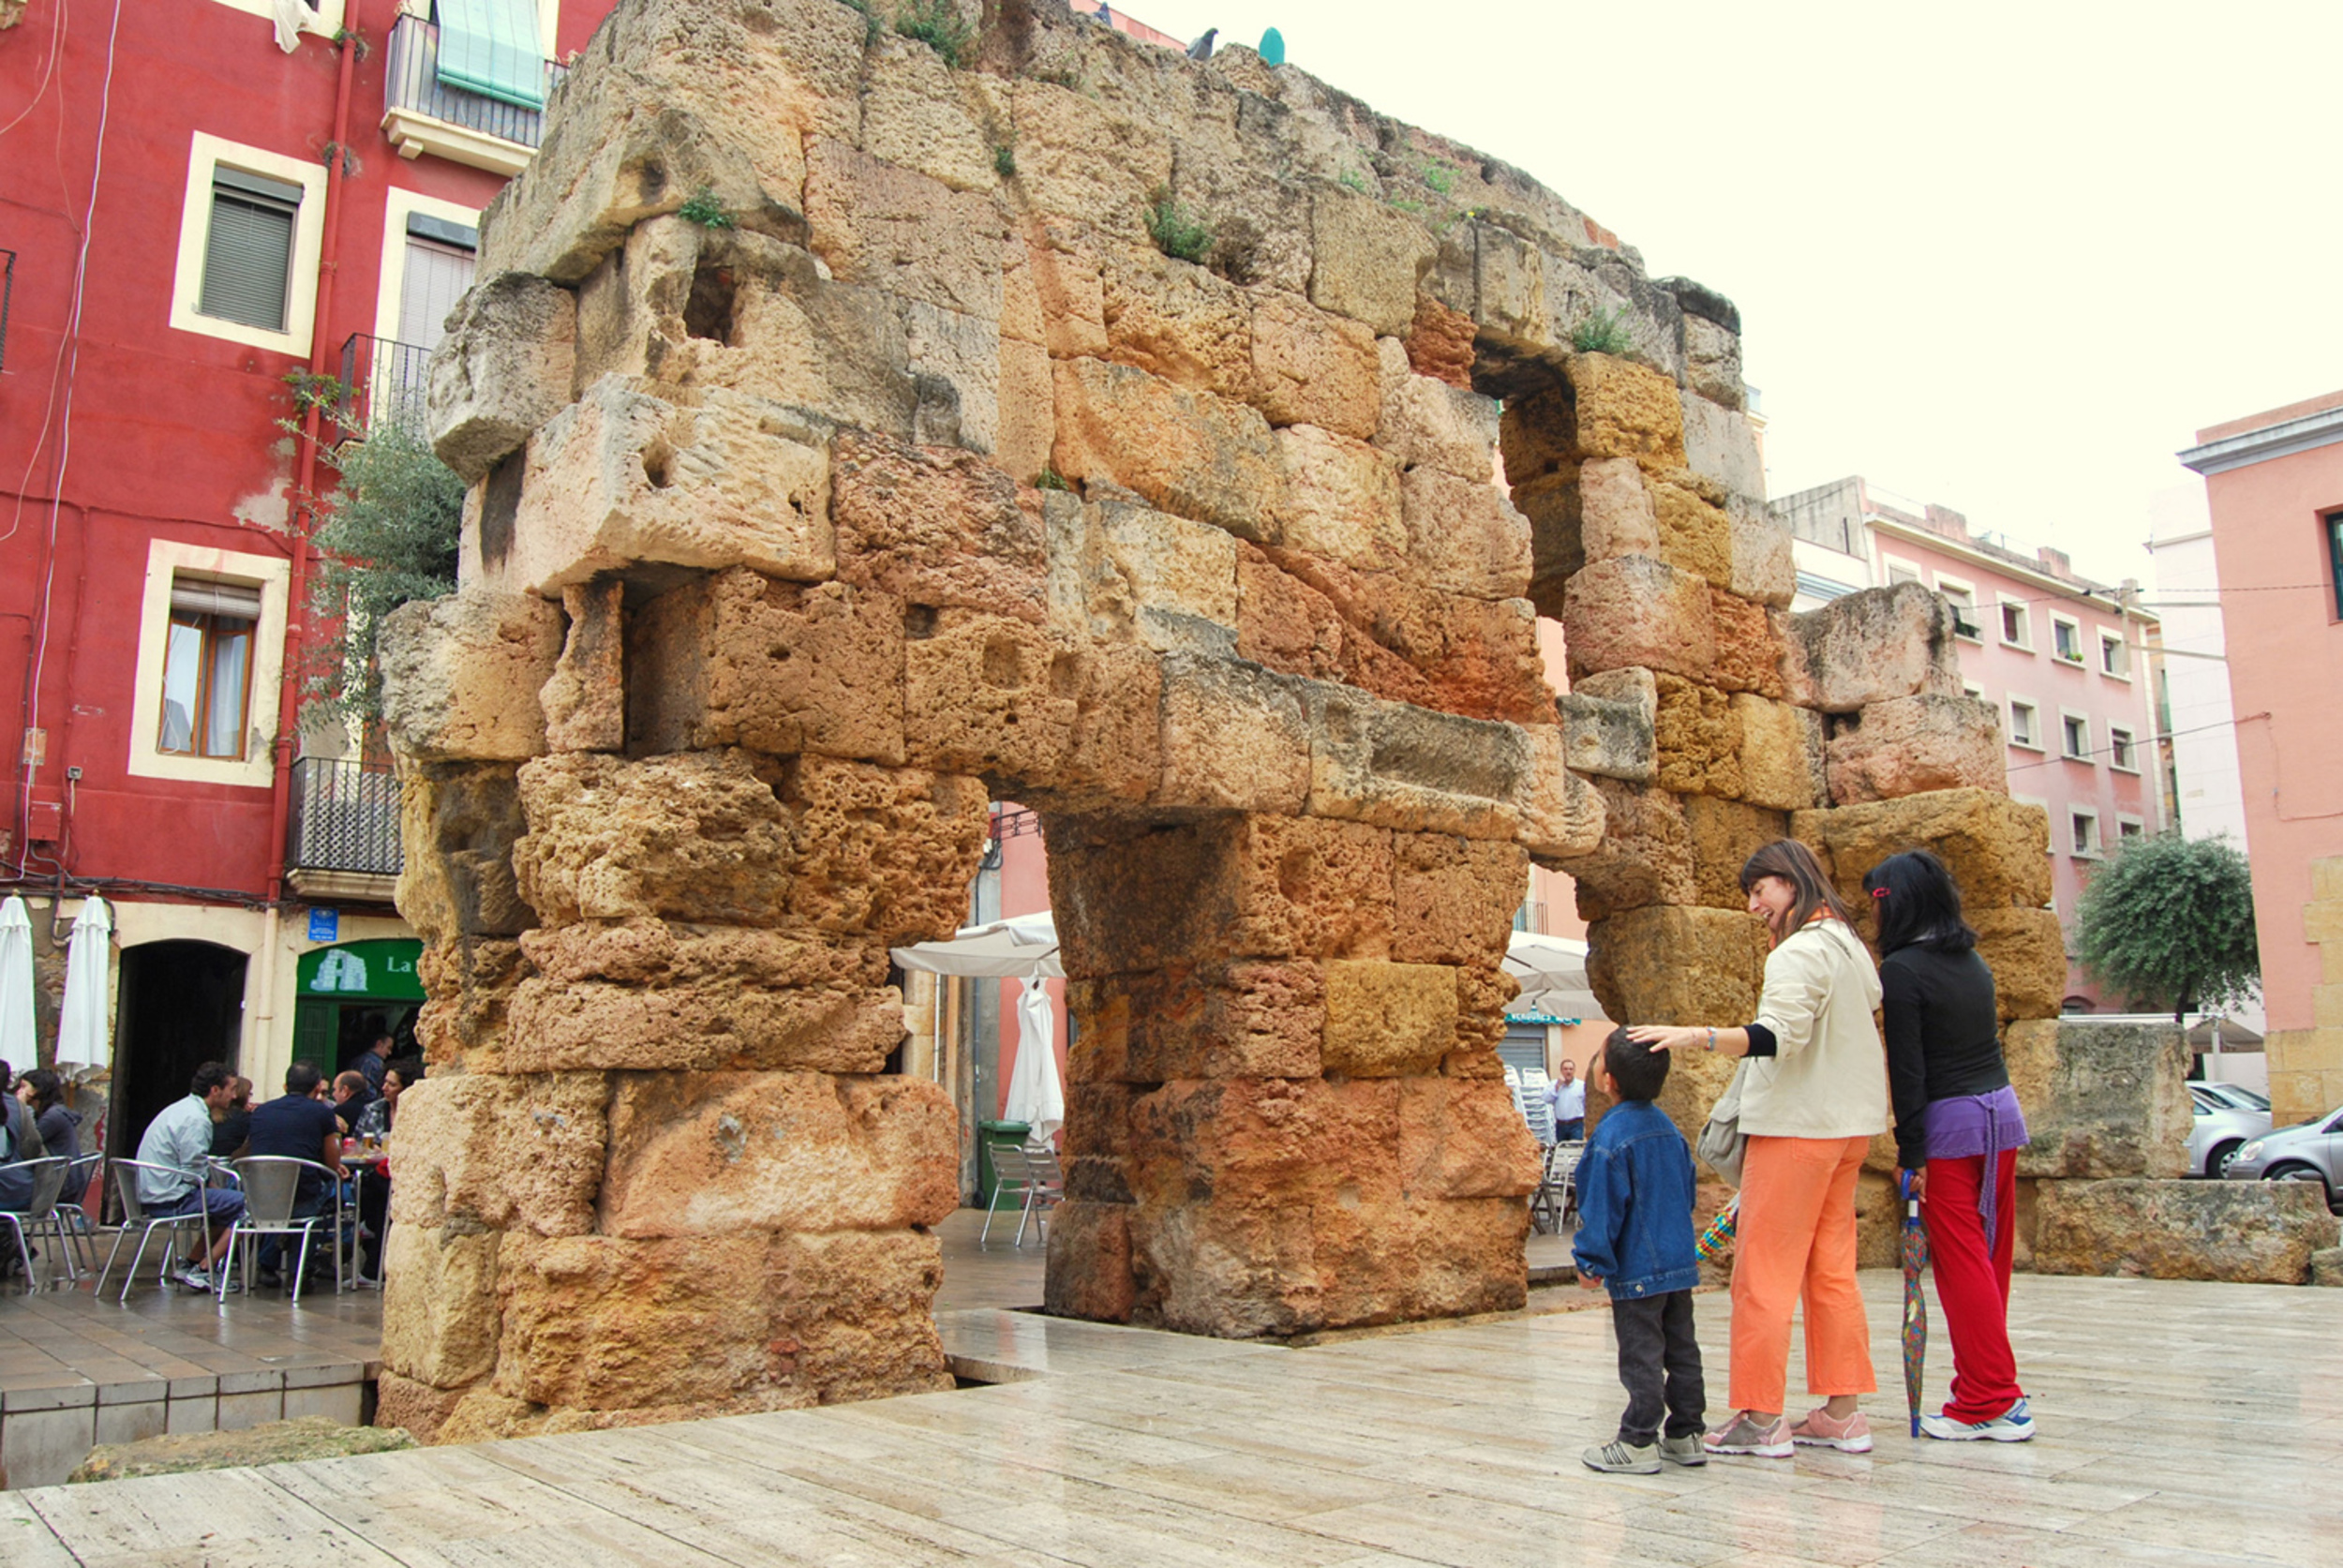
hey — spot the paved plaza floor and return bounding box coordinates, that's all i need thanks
[5,1255,2335,1566]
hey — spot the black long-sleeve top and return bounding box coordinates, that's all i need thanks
[1880,944,2007,1169]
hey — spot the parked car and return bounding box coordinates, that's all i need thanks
[2186,1083,2270,1177]
[2223,1103,2343,1212]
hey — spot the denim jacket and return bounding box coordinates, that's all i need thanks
[1570,1100,1700,1301]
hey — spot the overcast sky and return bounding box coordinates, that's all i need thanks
[1119,0,2343,589]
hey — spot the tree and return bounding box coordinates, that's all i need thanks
[2074,830,2260,1023]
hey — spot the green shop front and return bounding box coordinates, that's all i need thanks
[292,938,426,1079]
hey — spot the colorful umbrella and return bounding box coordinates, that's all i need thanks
[1694,1192,1739,1262]
[1900,1169,1930,1438]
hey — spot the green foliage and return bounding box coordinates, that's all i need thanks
[303,422,466,727]
[1144,191,1213,263]
[838,0,881,46]
[2075,830,2261,1022]
[284,369,356,423]
[1035,465,1074,492]
[1422,161,1455,195]
[894,0,974,68]
[993,142,1017,179]
[1571,306,1635,355]
[1337,169,1368,194]
[1387,197,1425,216]
[678,186,736,229]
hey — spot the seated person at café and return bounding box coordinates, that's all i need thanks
[210,1075,254,1158]
[134,1062,246,1292]
[330,1070,375,1133]
[245,1062,348,1287]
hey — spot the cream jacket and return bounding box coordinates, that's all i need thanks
[1739,918,1890,1141]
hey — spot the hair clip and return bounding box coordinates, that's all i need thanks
[1870,887,1889,899]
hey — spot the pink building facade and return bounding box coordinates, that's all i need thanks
[2182,392,2343,1125]
[1773,478,2167,1010]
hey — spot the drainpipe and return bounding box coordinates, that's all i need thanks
[266,2,363,907]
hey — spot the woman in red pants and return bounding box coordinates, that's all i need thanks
[1863,849,2035,1441]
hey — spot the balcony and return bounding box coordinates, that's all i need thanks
[382,13,568,177]
[287,757,402,903]
[336,333,435,439]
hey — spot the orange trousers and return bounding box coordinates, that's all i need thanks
[1729,1133,1877,1414]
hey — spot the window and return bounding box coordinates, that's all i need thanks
[2051,614,2084,664]
[370,191,484,430]
[2329,511,2343,620]
[2098,630,2130,679]
[2109,725,2137,772]
[2007,699,2040,749]
[1886,560,1923,588]
[438,0,550,111]
[1962,680,1985,701]
[1999,599,2032,650]
[2062,711,2092,761]
[2117,814,2145,843]
[170,134,328,356]
[158,579,261,759]
[1939,581,1981,641]
[2070,809,2100,858]
[127,540,290,789]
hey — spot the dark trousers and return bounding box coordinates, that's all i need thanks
[1611,1289,1705,1445]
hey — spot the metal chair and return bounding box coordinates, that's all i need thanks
[981,1142,1034,1247]
[96,1159,226,1303]
[0,1157,73,1287]
[48,1153,104,1275]
[1530,1141,1585,1236]
[222,1157,341,1305]
[1014,1142,1065,1247]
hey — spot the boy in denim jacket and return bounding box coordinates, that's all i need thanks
[1573,1025,1707,1473]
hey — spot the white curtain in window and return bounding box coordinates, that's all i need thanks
[159,621,202,753]
[205,623,251,758]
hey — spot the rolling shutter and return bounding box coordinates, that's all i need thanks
[436,0,546,111]
[198,168,301,333]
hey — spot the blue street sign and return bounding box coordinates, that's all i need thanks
[307,907,339,944]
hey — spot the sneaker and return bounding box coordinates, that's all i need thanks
[173,1264,215,1292]
[1918,1396,2035,1443]
[256,1267,283,1289]
[1790,1405,1874,1454]
[1582,1439,1661,1475]
[1658,1433,1708,1468]
[1704,1411,1794,1457]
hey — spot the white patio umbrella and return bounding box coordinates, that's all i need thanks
[52,895,113,1080]
[0,896,34,1073]
[1502,931,1589,993]
[890,912,1064,979]
[1002,975,1065,1144]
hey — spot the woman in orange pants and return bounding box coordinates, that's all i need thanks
[1631,840,1889,1456]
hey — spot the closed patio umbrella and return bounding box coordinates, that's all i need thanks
[0,896,34,1072]
[52,895,113,1081]
[1002,975,1065,1145]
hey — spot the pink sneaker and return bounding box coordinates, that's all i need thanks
[1703,1411,1793,1457]
[1790,1405,1873,1453]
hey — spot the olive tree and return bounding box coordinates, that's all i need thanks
[2074,830,2260,1023]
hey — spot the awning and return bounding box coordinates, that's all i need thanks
[437,0,546,111]
[892,913,1063,979]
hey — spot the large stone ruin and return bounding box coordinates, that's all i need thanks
[376,0,2333,1442]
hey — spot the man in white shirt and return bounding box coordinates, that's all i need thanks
[134,1061,246,1290]
[1547,1058,1588,1142]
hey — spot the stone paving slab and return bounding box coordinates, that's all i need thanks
[7,1271,2335,1564]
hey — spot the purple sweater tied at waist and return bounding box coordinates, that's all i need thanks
[1923,1085,2028,1250]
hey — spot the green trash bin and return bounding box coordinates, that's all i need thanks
[977,1120,1032,1209]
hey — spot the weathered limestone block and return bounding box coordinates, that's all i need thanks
[1399,1077,1546,1201]
[858,33,997,194]
[1308,686,1529,841]
[831,429,1046,623]
[1731,694,1827,813]
[1557,688,1654,783]
[1008,217,1106,357]
[514,750,793,927]
[1782,582,1964,713]
[1972,907,2070,1023]
[1394,833,1531,968]
[1827,694,2007,805]
[388,1072,609,1235]
[2005,1018,2190,1179]
[1561,556,1717,682]
[1400,468,1533,600]
[1401,293,1476,390]
[1578,456,1661,562]
[2314,1247,2343,1288]
[1097,240,1257,402]
[903,615,1082,782]
[1680,395,1764,504]
[1308,186,1436,336]
[1271,425,1404,567]
[1708,589,1786,697]
[1052,358,1284,542]
[1322,961,1462,1077]
[628,569,906,765]
[1683,796,1791,911]
[380,1226,503,1392]
[1653,676,1742,799]
[1520,726,1606,860]
[776,754,992,939]
[1794,788,2053,912]
[1047,496,1240,655]
[1649,481,1733,589]
[1250,291,1380,439]
[381,590,563,764]
[1565,352,1686,470]
[597,1072,957,1238]
[1729,500,1796,608]
[1156,654,1313,814]
[902,299,1001,453]
[541,581,626,753]
[1552,780,1694,922]
[1009,79,1173,247]
[396,762,532,944]
[414,937,530,1073]
[1587,904,1770,1028]
[802,138,1007,321]
[2031,1180,2338,1283]
[427,274,577,485]
[1376,337,1497,483]
[373,1374,471,1447]
[503,379,836,594]
[1679,308,1745,411]
[996,336,1054,484]
[1069,960,1326,1082]
[1051,641,1168,808]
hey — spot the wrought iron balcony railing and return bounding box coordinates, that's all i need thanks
[383,13,567,157]
[336,333,434,438]
[289,757,403,877]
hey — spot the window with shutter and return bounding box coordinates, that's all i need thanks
[436,0,547,110]
[198,168,302,333]
[158,575,262,760]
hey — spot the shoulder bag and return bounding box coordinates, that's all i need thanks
[1695,1058,1751,1187]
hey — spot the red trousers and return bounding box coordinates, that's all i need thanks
[1922,1148,2025,1423]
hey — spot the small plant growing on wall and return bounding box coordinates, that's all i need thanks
[1571,306,1634,355]
[1144,190,1213,264]
[1035,466,1075,492]
[678,186,736,229]
[895,0,975,68]
[993,142,1017,179]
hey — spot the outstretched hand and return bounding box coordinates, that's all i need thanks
[1625,1025,1703,1054]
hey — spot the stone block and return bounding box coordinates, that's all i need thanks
[1402,292,1477,389]
[1731,694,1827,813]
[1321,961,1461,1077]
[503,379,837,595]
[1972,907,2068,1023]
[380,590,563,764]
[1307,186,1436,336]
[1052,357,1284,543]
[388,1071,609,1236]
[1728,499,1796,608]
[1394,833,1531,968]
[1683,796,1790,911]
[395,762,532,944]
[1794,788,2052,912]
[1680,395,1764,503]
[1587,904,1770,1028]
[1708,589,1786,698]
[541,580,626,753]
[414,936,530,1073]
[1155,654,1313,814]
[597,1072,958,1238]
[1400,468,1533,601]
[1557,688,1654,783]
[427,273,577,484]
[1827,694,2007,805]
[1010,217,1107,358]
[1097,239,1257,402]
[858,34,997,194]
[2004,1018,2191,1179]
[1564,352,1686,470]
[802,138,1007,321]
[514,750,794,927]
[1653,676,1742,799]
[379,1226,502,1390]
[1048,497,1241,655]
[1682,312,1745,411]
[996,336,1054,485]
[1307,686,1530,841]
[374,1374,467,1446]
[903,615,1082,782]
[1271,425,1405,567]
[1649,481,1733,589]
[1376,337,1497,483]
[1250,291,1380,439]
[1397,1076,1545,1201]
[1008,80,1173,247]
[1518,724,1607,860]
[902,299,1001,453]
[1577,456,1660,562]
[1069,960,1326,1081]
[1550,779,1694,922]
[1782,582,1964,713]
[1561,556,1716,682]
[1052,641,1167,808]
[2030,1180,2338,1283]
[831,429,1047,623]
[773,754,992,940]
[627,569,907,765]
[1043,1201,1139,1322]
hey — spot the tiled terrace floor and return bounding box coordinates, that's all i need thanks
[8,1268,2336,1566]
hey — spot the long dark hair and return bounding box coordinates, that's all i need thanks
[20,1068,65,1115]
[1739,840,1855,937]
[1862,849,1978,955]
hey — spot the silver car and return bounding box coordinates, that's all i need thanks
[2223,1103,2343,1212]
[2186,1083,2271,1178]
